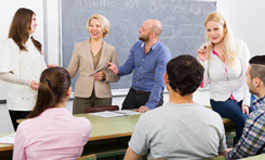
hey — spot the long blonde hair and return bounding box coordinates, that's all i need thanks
[204,12,237,66]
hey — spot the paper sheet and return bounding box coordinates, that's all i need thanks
[0,133,16,144]
[89,110,141,118]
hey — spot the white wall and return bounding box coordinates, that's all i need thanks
[217,0,265,56]
[44,0,61,65]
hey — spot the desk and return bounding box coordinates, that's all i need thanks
[76,114,140,141]
[0,114,141,159]
[0,112,235,158]
[0,133,13,151]
[241,154,265,160]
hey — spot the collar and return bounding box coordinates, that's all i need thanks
[40,107,71,116]
[140,39,160,51]
[252,95,265,110]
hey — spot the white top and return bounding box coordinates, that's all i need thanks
[201,39,250,106]
[0,38,47,111]
[129,102,227,159]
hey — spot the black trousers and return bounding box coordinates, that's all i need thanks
[122,88,163,109]
[9,110,31,131]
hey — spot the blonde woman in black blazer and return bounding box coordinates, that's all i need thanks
[68,14,119,114]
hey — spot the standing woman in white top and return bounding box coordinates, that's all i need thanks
[0,8,47,130]
[197,12,252,141]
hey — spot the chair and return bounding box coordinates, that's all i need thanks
[201,155,225,160]
[77,154,97,160]
[83,105,119,113]
[240,153,265,160]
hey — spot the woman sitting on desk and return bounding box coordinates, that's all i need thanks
[68,14,119,114]
[197,12,252,141]
[13,67,91,160]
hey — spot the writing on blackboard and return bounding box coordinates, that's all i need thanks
[79,0,115,8]
[125,0,140,9]
[150,0,208,16]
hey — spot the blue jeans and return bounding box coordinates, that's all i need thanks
[210,99,250,141]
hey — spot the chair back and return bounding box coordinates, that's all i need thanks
[201,155,225,160]
[77,154,96,160]
[83,105,119,113]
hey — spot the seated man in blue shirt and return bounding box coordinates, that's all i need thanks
[108,19,171,113]
[226,55,265,159]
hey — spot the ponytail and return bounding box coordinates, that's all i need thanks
[27,67,71,118]
[28,79,55,118]
[31,36,42,53]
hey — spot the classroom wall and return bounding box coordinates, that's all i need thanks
[0,0,265,133]
[45,0,265,67]
[0,0,264,99]
[218,0,265,55]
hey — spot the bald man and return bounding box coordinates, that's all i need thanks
[108,19,171,113]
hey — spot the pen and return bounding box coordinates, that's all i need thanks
[89,64,108,76]
[203,39,212,49]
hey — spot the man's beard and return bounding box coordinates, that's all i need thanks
[138,35,149,42]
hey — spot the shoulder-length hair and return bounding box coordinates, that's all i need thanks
[86,14,110,38]
[204,12,237,66]
[27,67,71,118]
[8,8,42,53]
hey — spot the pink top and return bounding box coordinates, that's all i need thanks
[13,108,91,160]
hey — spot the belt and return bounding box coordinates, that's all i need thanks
[134,89,151,94]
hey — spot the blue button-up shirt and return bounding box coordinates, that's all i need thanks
[118,40,171,109]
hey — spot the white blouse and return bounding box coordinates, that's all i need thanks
[0,38,47,111]
[201,39,250,106]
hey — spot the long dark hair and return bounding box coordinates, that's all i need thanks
[28,67,71,118]
[8,8,42,53]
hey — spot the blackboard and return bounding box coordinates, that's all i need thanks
[61,0,216,90]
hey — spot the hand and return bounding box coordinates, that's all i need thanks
[93,72,106,81]
[197,47,208,62]
[225,148,233,153]
[47,64,57,68]
[107,61,118,75]
[241,104,250,117]
[30,81,39,90]
[135,106,150,113]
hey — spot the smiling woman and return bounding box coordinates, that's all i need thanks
[67,14,120,114]
[0,8,47,131]
[197,12,253,141]
[28,14,37,34]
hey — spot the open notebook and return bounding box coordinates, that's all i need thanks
[0,133,16,144]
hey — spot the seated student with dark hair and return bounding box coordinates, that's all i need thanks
[13,67,92,160]
[226,55,265,159]
[124,55,227,160]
